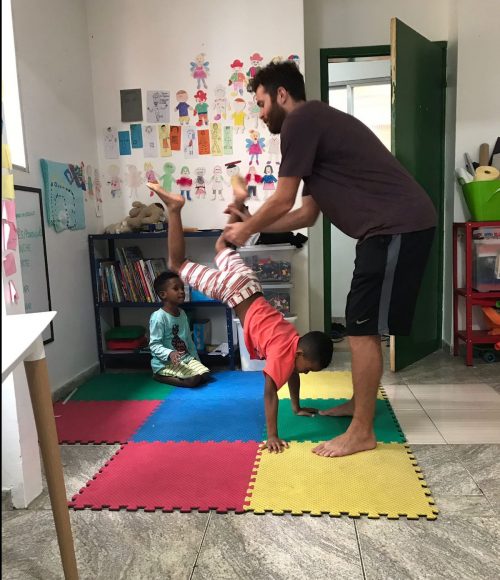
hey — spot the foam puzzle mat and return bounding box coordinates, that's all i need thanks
[62,371,437,519]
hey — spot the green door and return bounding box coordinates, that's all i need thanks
[390,18,446,370]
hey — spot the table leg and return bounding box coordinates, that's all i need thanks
[24,357,79,580]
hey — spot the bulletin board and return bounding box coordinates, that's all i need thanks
[14,185,54,344]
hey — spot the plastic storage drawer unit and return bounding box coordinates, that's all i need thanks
[238,244,294,283]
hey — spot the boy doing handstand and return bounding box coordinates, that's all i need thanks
[147,180,333,452]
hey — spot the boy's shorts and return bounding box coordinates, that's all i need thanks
[179,248,262,308]
[346,228,435,336]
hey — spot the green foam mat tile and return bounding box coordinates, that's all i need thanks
[72,373,174,401]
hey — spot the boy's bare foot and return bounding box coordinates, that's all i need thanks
[231,175,249,204]
[146,182,185,210]
[318,398,354,417]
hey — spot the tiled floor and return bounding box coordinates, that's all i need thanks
[2,351,500,579]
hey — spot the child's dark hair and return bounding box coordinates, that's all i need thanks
[153,271,181,298]
[298,331,333,368]
[250,61,306,102]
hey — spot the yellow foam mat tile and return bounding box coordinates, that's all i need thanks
[245,442,437,520]
[279,371,385,400]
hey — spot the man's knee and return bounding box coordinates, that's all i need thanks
[348,335,380,353]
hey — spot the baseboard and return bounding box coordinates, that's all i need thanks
[2,489,13,511]
[52,363,100,402]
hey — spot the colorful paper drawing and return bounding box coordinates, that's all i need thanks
[147,90,170,123]
[288,54,301,69]
[198,129,210,155]
[268,134,281,165]
[142,125,159,157]
[130,124,143,149]
[158,125,172,157]
[2,219,18,251]
[170,126,181,151]
[118,131,132,155]
[94,169,103,217]
[209,165,227,201]
[103,127,119,159]
[2,143,12,170]
[190,53,209,89]
[107,165,122,199]
[120,89,143,122]
[160,162,176,192]
[8,279,19,304]
[193,90,209,126]
[182,126,198,159]
[231,98,246,134]
[125,165,144,199]
[40,159,86,232]
[246,165,262,200]
[175,90,193,125]
[262,163,278,199]
[247,94,260,129]
[228,59,247,97]
[210,123,223,156]
[2,198,16,222]
[176,166,193,201]
[246,130,265,165]
[144,163,158,193]
[3,251,16,276]
[246,53,263,81]
[194,167,207,199]
[213,85,228,121]
[2,173,15,199]
[223,126,233,155]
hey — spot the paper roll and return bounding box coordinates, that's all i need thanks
[479,143,490,167]
[475,166,500,181]
[456,168,474,184]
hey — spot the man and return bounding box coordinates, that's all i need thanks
[224,61,436,458]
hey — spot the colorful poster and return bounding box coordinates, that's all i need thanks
[2,199,18,251]
[2,173,15,199]
[198,129,210,155]
[130,124,143,149]
[182,126,198,159]
[2,144,12,170]
[223,126,233,156]
[210,123,223,156]
[142,125,159,157]
[158,124,172,157]
[3,252,16,276]
[147,90,170,123]
[118,131,132,155]
[103,127,119,159]
[170,126,181,151]
[120,89,143,122]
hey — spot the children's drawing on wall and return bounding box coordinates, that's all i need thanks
[223,125,233,155]
[228,59,247,96]
[246,52,263,83]
[175,90,193,125]
[86,164,94,203]
[246,165,262,200]
[107,165,122,199]
[267,133,281,165]
[182,126,198,159]
[190,53,209,89]
[246,130,265,165]
[158,124,172,157]
[94,168,103,216]
[130,123,143,149]
[247,94,260,129]
[225,160,241,195]
[177,166,193,201]
[194,167,207,199]
[232,98,246,134]
[210,123,223,156]
[271,56,283,64]
[125,164,144,199]
[209,165,227,201]
[287,54,301,69]
[66,163,86,192]
[193,90,209,126]
[147,90,170,123]
[103,127,119,159]
[197,129,210,155]
[262,163,277,198]
[170,126,181,151]
[143,124,159,157]
[160,162,176,192]
[118,131,132,155]
[120,88,143,122]
[144,162,158,193]
[213,85,228,121]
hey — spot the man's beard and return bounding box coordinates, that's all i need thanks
[266,100,287,134]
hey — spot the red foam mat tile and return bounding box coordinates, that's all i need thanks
[54,401,160,444]
[69,441,260,512]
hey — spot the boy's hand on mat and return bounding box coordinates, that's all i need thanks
[264,436,289,453]
[169,351,182,365]
[293,407,318,417]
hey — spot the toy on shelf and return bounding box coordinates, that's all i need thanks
[103,201,166,234]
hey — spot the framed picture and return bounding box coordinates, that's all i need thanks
[14,185,54,344]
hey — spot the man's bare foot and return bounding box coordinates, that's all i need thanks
[231,175,249,204]
[318,398,354,417]
[312,430,376,457]
[146,182,185,210]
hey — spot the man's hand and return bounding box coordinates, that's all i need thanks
[224,221,252,246]
[264,436,289,453]
[293,407,319,417]
[224,203,250,221]
[169,351,182,365]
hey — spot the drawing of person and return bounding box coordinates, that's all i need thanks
[210,123,223,156]
[231,98,246,134]
[261,163,277,199]
[246,130,265,165]
[190,53,209,89]
[209,165,227,201]
[246,165,262,200]
[193,90,209,127]
[213,84,228,121]
[228,59,247,96]
[160,162,176,191]
[268,134,281,165]
[107,165,122,198]
[125,165,144,199]
[246,52,263,82]
[175,90,193,125]
[176,166,193,201]
[194,167,207,199]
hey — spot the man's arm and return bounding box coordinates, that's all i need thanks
[224,176,301,246]
[264,374,289,452]
[262,196,320,233]
[287,372,318,416]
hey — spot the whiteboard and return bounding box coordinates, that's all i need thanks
[14,186,54,344]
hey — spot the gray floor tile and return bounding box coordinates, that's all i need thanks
[2,508,208,580]
[400,351,484,384]
[356,516,500,580]
[28,444,121,510]
[431,494,496,517]
[193,512,363,580]
[452,444,500,497]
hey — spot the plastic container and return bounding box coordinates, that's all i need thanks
[235,316,297,371]
[189,288,217,302]
[238,244,294,283]
[262,284,291,315]
[473,237,500,292]
[192,319,211,352]
[462,180,500,221]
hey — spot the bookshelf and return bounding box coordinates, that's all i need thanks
[88,230,236,372]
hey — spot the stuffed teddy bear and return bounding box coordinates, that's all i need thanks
[104,201,166,234]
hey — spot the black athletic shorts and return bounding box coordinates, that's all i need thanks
[345,228,435,336]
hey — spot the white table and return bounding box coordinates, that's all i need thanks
[2,312,78,579]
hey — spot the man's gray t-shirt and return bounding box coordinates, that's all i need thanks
[278,100,437,240]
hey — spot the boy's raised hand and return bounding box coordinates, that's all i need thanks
[264,436,289,453]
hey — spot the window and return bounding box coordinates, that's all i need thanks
[1,0,27,170]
